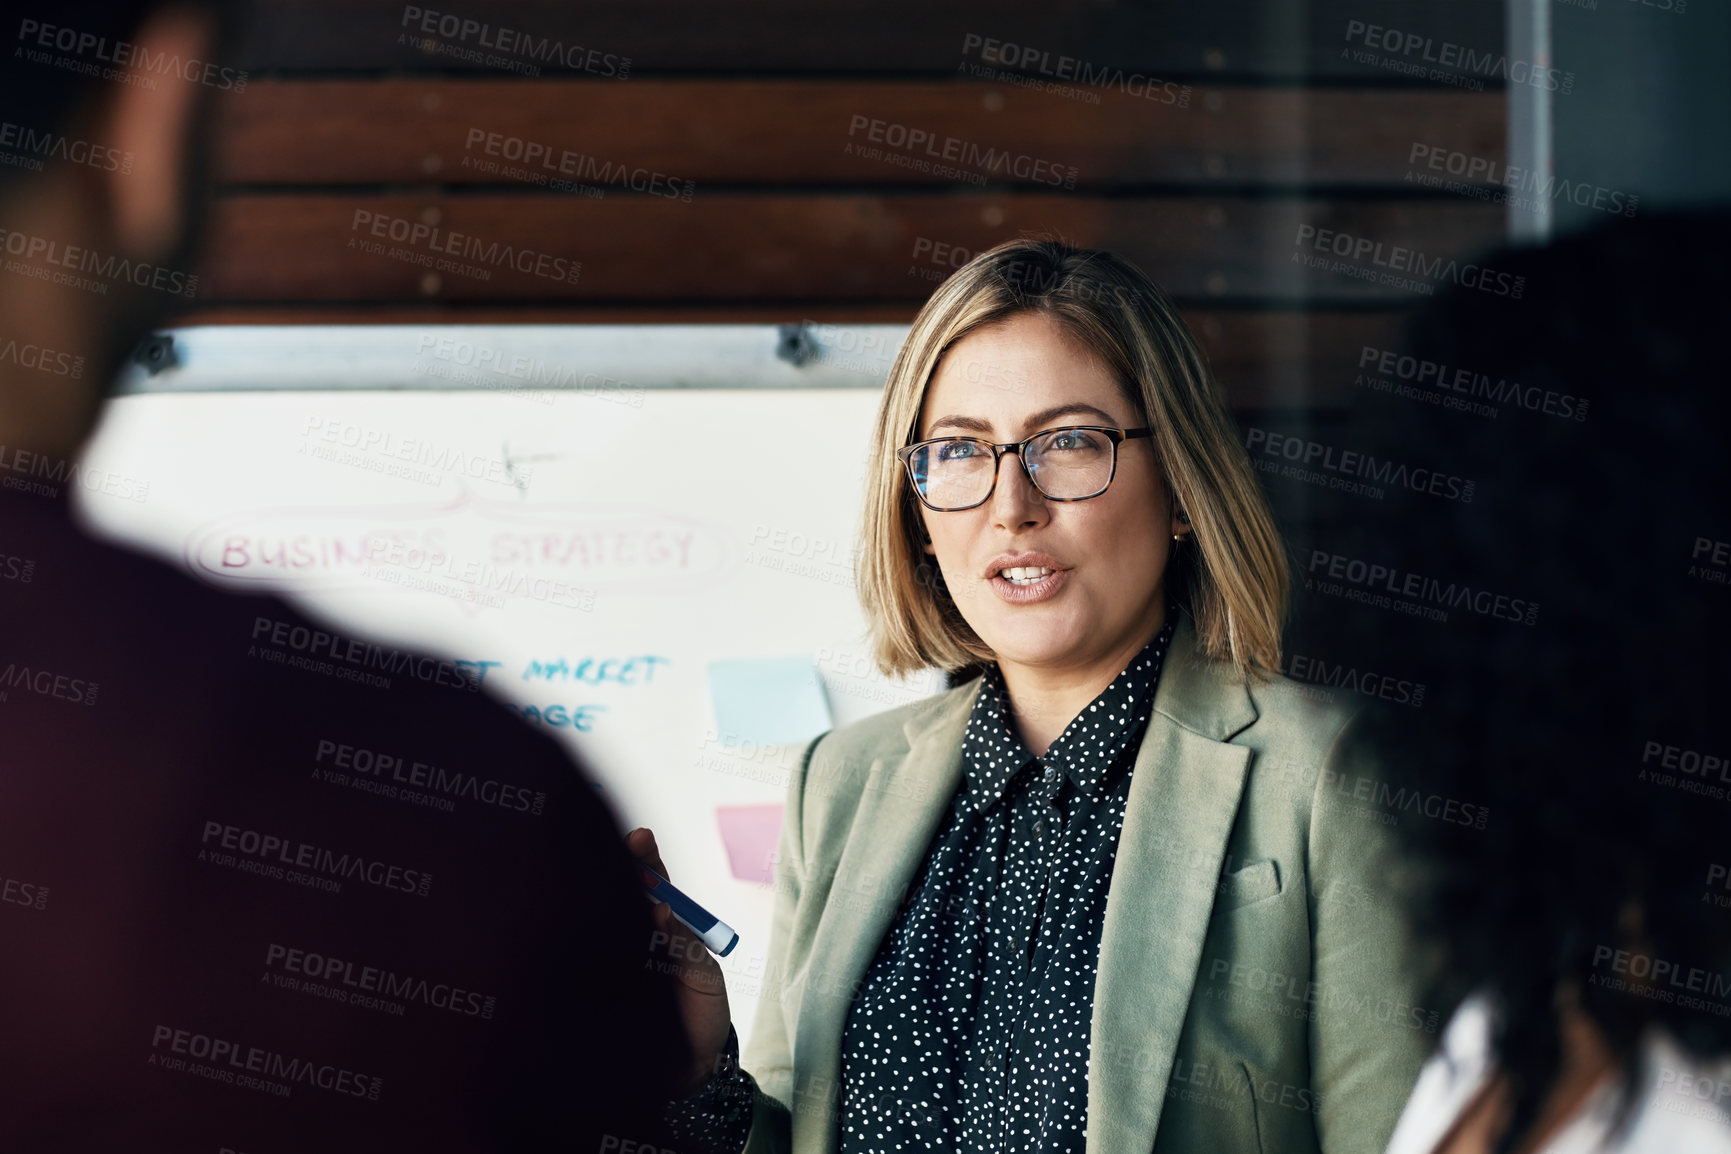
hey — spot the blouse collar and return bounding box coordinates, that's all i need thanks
[958,606,1178,815]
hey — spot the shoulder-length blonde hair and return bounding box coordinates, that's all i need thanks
[856,237,1287,682]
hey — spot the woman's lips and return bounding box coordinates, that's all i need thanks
[986,567,1068,604]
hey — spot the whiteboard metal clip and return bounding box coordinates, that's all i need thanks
[774,323,817,368]
[131,333,177,376]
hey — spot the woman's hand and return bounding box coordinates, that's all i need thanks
[626,827,734,1095]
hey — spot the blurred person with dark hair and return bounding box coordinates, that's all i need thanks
[0,3,689,1149]
[1306,211,1731,1154]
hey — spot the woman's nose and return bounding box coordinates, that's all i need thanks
[988,451,1045,519]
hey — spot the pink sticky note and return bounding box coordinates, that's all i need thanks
[715,804,784,885]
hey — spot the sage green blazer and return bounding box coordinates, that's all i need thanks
[739,609,1431,1153]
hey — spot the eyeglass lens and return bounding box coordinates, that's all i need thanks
[907,428,1115,507]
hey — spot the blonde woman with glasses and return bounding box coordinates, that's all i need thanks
[634,239,1430,1154]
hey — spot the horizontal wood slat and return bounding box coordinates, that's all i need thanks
[215,80,1504,189]
[196,194,1507,305]
[236,0,1506,83]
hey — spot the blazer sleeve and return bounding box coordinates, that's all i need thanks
[738,730,828,1154]
[1306,709,1435,1154]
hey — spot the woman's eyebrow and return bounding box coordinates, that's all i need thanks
[927,402,1119,435]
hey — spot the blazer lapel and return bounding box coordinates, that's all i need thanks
[1086,612,1258,1154]
[786,610,1253,1154]
[789,677,980,1150]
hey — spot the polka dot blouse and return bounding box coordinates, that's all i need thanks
[664,611,1178,1154]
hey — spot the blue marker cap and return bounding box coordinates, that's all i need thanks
[640,864,739,957]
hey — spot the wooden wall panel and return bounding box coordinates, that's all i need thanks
[198,194,1506,305]
[235,0,1506,82]
[186,2,1512,411]
[216,81,1505,189]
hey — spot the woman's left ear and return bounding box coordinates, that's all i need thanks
[1169,505,1191,541]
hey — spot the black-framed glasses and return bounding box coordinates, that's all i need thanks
[896,425,1153,511]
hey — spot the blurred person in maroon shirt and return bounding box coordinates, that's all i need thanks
[0,2,691,1149]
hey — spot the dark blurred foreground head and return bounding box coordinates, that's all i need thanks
[0,0,237,457]
[0,2,692,1148]
[1331,208,1731,1152]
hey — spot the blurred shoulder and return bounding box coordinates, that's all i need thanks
[18,501,589,791]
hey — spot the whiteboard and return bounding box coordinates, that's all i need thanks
[74,324,942,1052]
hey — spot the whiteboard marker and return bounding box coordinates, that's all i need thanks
[640,864,739,957]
